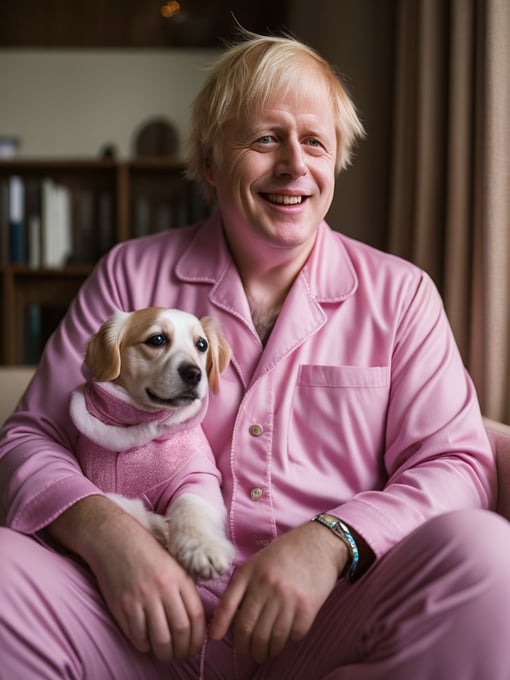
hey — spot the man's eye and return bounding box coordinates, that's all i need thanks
[196,337,208,352]
[257,135,275,144]
[145,334,168,347]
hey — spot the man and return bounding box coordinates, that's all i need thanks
[1,30,510,679]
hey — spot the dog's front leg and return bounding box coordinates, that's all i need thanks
[105,492,169,548]
[166,493,235,580]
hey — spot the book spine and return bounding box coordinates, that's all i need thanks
[9,175,25,262]
[41,179,72,268]
[28,215,42,268]
[0,180,9,264]
[26,179,42,268]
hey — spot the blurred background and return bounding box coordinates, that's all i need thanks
[1,0,509,422]
[0,0,395,248]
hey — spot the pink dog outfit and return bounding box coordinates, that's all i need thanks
[69,379,223,512]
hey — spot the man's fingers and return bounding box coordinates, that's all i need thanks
[146,599,174,661]
[267,606,296,659]
[234,594,296,664]
[179,585,208,657]
[115,595,150,653]
[231,590,266,657]
[209,571,247,640]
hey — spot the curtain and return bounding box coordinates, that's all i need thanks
[388,0,510,422]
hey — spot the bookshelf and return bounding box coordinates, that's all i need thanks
[0,158,210,364]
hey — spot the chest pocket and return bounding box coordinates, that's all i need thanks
[288,365,390,482]
[298,364,389,389]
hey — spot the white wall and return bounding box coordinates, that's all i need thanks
[0,48,220,159]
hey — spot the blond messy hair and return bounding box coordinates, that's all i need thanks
[184,28,365,202]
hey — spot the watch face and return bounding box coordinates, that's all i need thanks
[322,513,338,527]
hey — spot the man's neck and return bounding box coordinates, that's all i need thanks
[244,287,282,345]
[224,230,314,344]
[241,263,300,344]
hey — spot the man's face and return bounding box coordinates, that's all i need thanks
[205,69,338,269]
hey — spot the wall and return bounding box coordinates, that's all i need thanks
[0,0,397,249]
[290,0,396,249]
[0,48,220,159]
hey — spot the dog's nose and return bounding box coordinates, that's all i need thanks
[179,363,202,386]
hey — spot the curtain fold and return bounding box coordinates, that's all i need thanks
[388,0,510,422]
[480,0,510,420]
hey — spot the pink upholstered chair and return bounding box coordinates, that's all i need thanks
[484,417,510,521]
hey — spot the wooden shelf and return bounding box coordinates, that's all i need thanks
[0,158,210,364]
[0,0,289,48]
[1,265,91,364]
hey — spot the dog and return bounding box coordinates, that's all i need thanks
[70,306,235,580]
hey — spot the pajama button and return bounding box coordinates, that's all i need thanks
[249,424,263,436]
[250,487,263,500]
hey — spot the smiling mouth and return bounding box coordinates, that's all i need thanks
[146,387,198,407]
[262,193,306,205]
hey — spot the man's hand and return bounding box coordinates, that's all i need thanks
[47,495,206,661]
[209,521,349,663]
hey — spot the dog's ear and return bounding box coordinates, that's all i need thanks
[200,316,231,394]
[84,311,131,382]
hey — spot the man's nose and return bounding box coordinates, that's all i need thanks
[275,140,307,177]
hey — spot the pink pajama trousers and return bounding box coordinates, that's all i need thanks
[1,509,509,679]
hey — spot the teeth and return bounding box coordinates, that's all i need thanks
[265,194,303,205]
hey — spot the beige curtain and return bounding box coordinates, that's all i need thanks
[388,0,510,422]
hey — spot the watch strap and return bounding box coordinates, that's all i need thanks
[312,513,359,581]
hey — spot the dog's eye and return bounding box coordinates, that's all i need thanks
[196,337,208,353]
[145,333,168,348]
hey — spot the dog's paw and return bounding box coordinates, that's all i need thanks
[168,530,235,580]
[165,493,235,580]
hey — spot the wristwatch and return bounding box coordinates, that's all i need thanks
[312,513,359,581]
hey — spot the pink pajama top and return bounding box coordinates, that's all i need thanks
[0,215,496,565]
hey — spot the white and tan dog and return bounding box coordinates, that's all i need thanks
[70,306,235,580]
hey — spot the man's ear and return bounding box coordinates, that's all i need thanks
[203,157,216,187]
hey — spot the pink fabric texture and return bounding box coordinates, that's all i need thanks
[0,217,495,553]
[0,216,505,677]
[2,510,510,679]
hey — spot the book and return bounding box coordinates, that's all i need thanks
[25,179,42,268]
[28,215,42,268]
[41,179,72,268]
[8,175,25,263]
[0,180,9,264]
[57,184,72,265]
